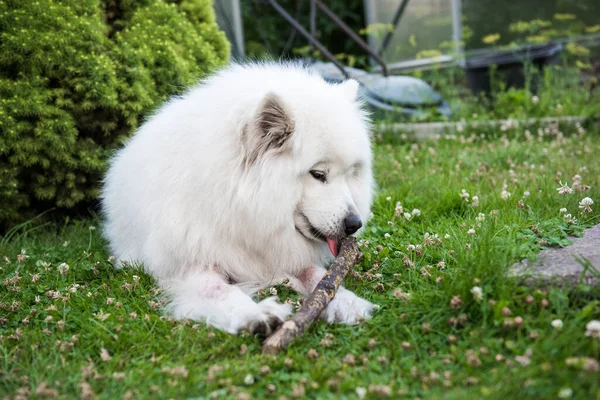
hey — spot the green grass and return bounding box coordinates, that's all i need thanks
[1,123,599,400]
[401,63,600,123]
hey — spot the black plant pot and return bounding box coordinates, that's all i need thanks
[464,42,563,96]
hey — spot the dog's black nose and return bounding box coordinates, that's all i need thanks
[344,214,363,235]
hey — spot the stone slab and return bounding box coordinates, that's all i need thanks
[510,225,600,287]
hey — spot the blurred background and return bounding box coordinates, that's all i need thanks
[215,0,600,72]
[214,0,600,118]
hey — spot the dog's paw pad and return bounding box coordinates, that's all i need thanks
[246,319,271,337]
[266,315,283,331]
[245,315,283,337]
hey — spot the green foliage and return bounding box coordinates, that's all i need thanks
[0,0,229,229]
[462,0,600,51]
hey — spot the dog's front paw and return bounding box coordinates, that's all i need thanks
[321,288,375,325]
[241,297,293,337]
[257,296,293,321]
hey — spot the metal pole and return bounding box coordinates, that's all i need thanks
[310,0,317,39]
[309,0,317,61]
[266,0,349,78]
[378,0,410,57]
[314,0,389,76]
[451,0,463,64]
[231,0,245,59]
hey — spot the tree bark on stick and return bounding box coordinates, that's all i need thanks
[262,236,362,354]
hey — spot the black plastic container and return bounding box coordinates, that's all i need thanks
[464,42,563,96]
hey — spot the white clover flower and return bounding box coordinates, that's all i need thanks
[243,374,255,385]
[403,212,412,220]
[500,190,511,200]
[444,234,451,239]
[523,191,530,197]
[386,196,392,201]
[394,202,404,217]
[89,226,96,231]
[558,387,572,399]
[356,387,367,399]
[563,213,577,224]
[384,233,391,239]
[100,348,111,361]
[556,181,573,195]
[423,232,438,246]
[551,319,563,330]
[531,95,539,105]
[585,320,600,338]
[17,249,29,263]
[471,195,479,207]
[467,228,476,236]
[559,208,568,214]
[57,263,69,276]
[411,208,421,216]
[579,197,593,213]
[406,244,416,251]
[460,189,470,201]
[477,213,485,222]
[471,286,483,302]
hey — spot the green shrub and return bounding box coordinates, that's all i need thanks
[0,0,229,229]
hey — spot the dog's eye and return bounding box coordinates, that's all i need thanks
[310,170,327,183]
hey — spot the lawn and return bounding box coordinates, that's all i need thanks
[1,121,599,399]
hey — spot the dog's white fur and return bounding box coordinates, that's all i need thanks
[101,62,375,334]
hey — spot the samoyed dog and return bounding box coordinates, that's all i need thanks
[101,62,375,335]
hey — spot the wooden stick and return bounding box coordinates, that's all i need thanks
[262,236,362,354]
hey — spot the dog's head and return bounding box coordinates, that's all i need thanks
[241,75,373,257]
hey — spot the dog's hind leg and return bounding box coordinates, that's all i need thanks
[161,269,292,335]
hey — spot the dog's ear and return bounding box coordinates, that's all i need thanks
[339,79,359,101]
[243,92,295,166]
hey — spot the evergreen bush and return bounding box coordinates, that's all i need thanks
[0,0,229,229]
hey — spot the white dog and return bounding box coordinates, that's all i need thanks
[101,62,375,335]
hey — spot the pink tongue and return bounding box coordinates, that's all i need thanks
[327,238,339,257]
